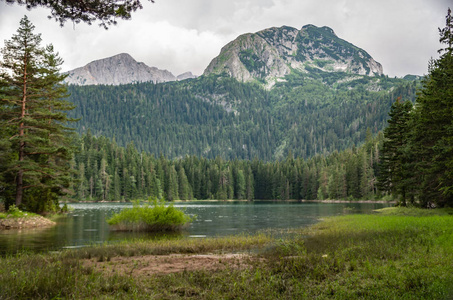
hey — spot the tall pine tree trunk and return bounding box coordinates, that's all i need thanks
[16,58,28,207]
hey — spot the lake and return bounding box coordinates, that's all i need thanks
[0,201,390,255]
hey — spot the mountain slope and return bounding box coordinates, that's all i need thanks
[65,24,419,161]
[67,74,418,160]
[204,25,383,87]
[64,53,178,85]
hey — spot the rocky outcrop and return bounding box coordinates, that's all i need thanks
[177,72,198,81]
[204,25,383,85]
[65,53,178,86]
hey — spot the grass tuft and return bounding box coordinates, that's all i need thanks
[107,199,194,232]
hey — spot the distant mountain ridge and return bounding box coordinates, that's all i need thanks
[64,53,196,86]
[204,25,383,87]
[65,25,384,87]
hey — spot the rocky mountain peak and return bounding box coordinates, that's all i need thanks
[64,53,195,86]
[177,72,197,81]
[203,24,383,87]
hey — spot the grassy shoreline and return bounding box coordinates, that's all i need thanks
[1,207,452,299]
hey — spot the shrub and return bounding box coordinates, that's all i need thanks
[107,198,194,232]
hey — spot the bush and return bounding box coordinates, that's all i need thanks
[107,198,194,232]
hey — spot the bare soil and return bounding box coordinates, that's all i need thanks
[84,253,258,277]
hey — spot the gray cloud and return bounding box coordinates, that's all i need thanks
[0,0,449,76]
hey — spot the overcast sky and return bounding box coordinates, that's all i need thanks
[0,0,450,77]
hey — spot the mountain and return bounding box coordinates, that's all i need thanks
[204,25,383,87]
[64,53,188,85]
[65,24,420,161]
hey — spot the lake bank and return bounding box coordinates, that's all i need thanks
[1,207,452,299]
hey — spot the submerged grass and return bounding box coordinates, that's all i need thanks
[1,207,453,299]
[63,233,271,260]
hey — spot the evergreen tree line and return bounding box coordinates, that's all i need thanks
[71,129,383,202]
[378,9,453,208]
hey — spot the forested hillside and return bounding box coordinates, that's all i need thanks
[67,72,419,160]
[72,130,383,202]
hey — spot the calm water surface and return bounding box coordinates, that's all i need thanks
[0,201,390,255]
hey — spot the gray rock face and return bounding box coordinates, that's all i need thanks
[177,72,197,81]
[65,53,178,85]
[204,25,383,86]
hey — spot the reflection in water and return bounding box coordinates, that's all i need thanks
[0,201,390,255]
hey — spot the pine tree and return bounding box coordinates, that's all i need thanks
[166,165,179,201]
[177,166,192,200]
[0,16,76,212]
[76,162,87,199]
[235,169,246,200]
[411,8,453,207]
[378,98,412,205]
[245,166,254,200]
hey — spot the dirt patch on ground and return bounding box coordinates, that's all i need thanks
[84,253,258,277]
[0,216,56,229]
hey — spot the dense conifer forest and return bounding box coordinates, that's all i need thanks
[71,130,383,202]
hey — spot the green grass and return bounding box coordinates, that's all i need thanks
[375,206,453,216]
[264,209,453,299]
[1,207,453,299]
[0,234,271,299]
[107,199,194,232]
[0,205,38,219]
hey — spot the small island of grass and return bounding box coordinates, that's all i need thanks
[107,199,194,232]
